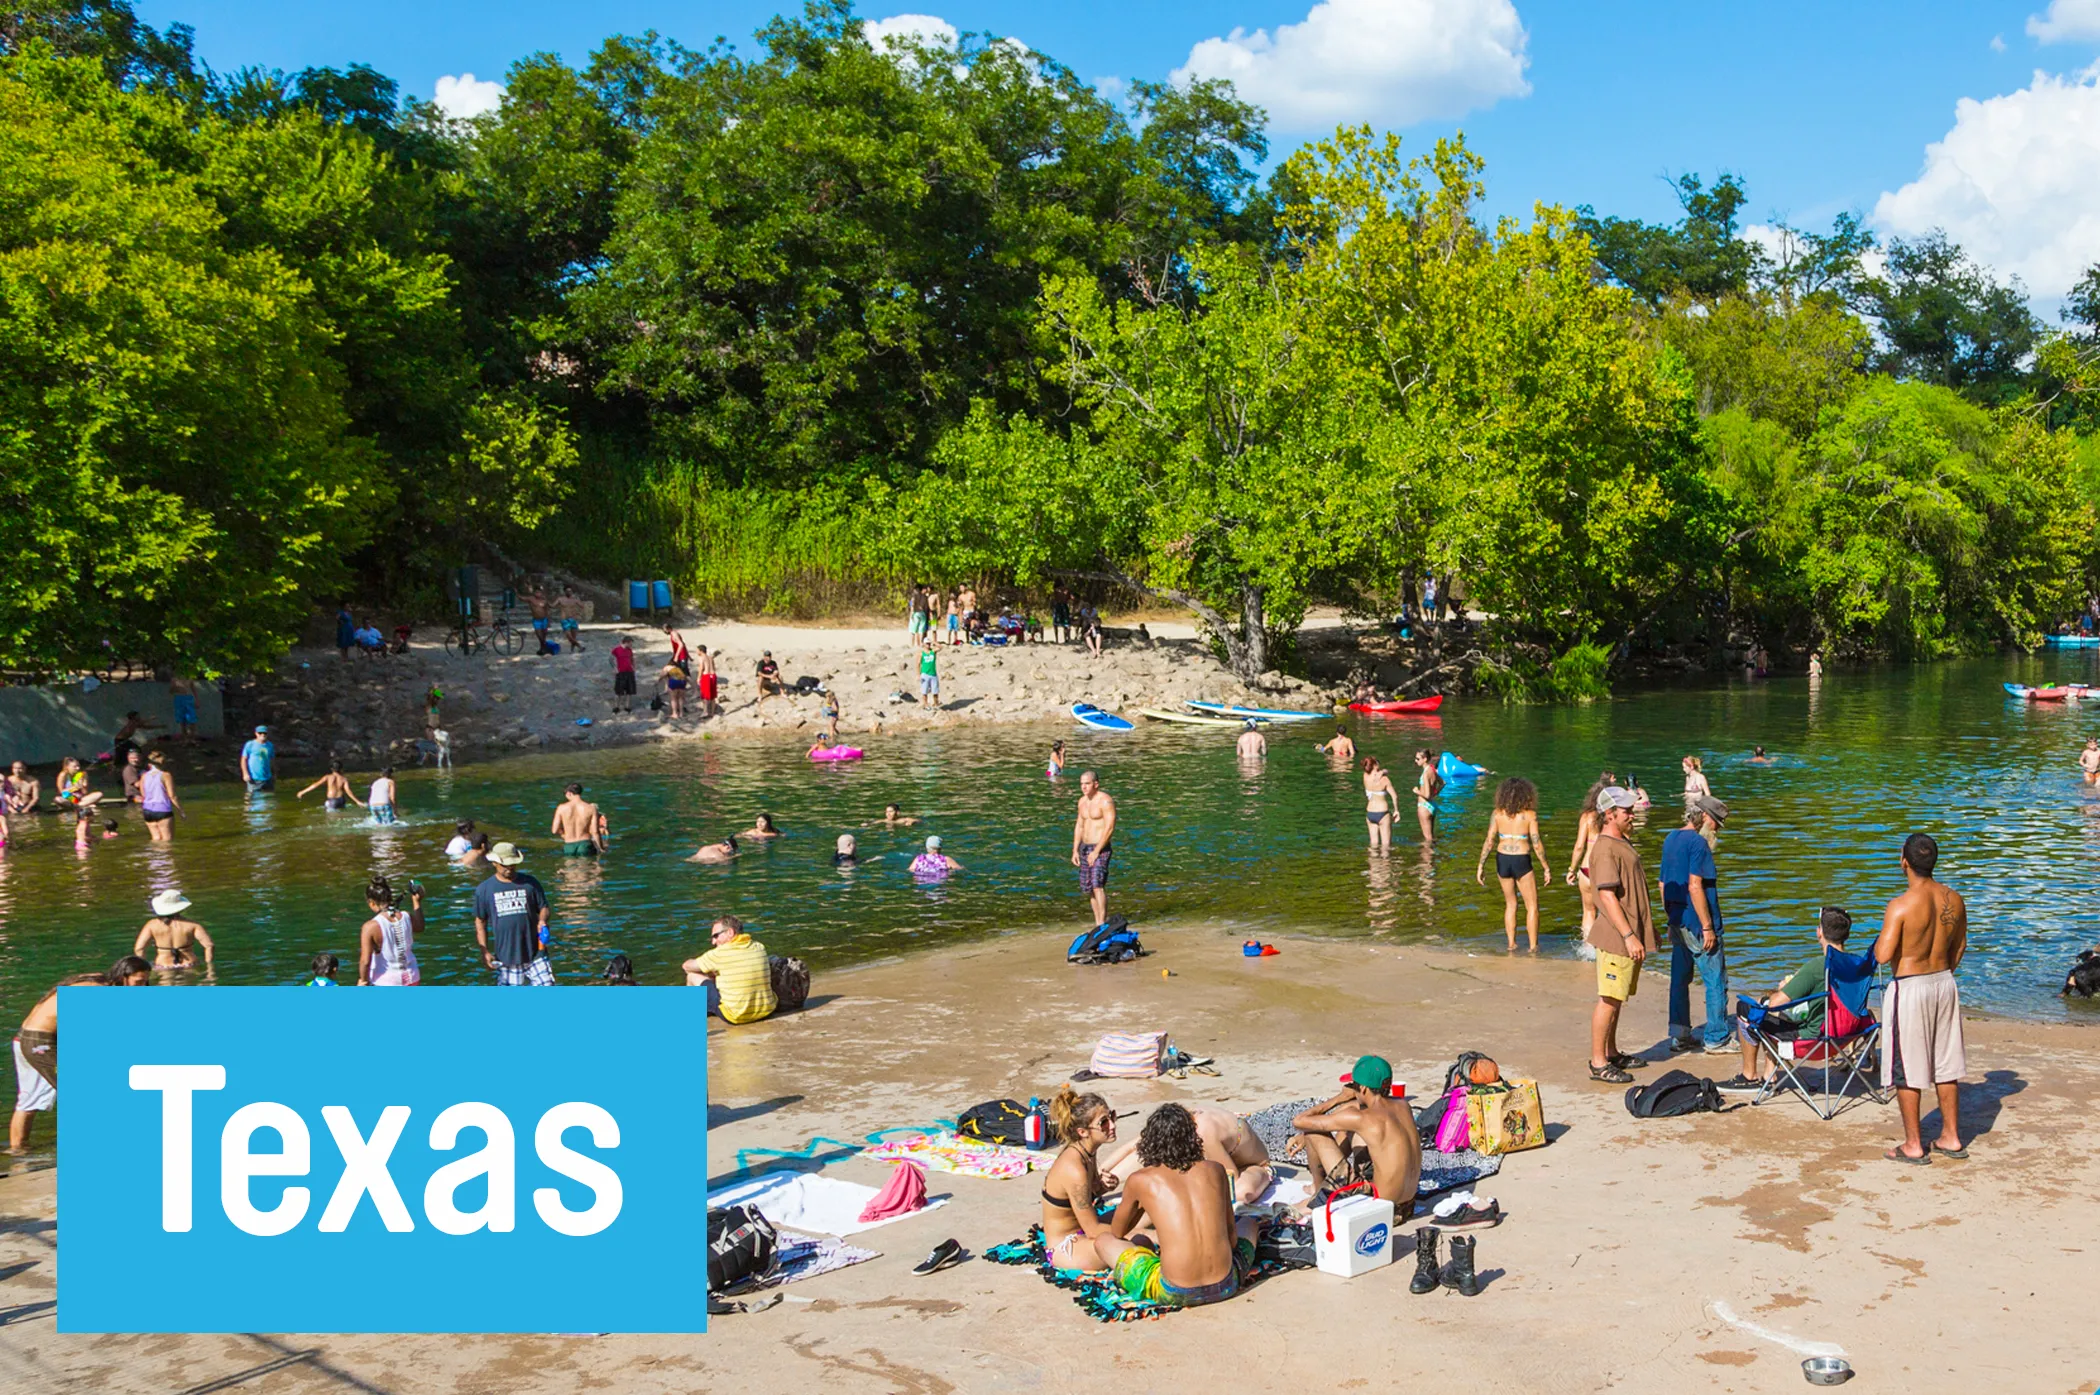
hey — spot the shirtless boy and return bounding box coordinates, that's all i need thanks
[1290,1054,1423,1206]
[11,957,151,1154]
[1876,833,1969,1164]
[1091,1104,1263,1309]
[1071,770,1117,926]
[551,782,609,856]
[1098,1105,1274,1206]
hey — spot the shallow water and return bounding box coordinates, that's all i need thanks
[6,654,2100,1117]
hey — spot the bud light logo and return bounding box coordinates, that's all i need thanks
[1355,1223,1389,1256]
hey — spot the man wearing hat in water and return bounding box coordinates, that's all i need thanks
[1289,1054,1422,1206]
[1587,786,1655,1083]
[909,835,963,878]
[1235,719,1266,760]
[473,843,555,985]
[1664,794,1735,1054]
[239,725,275,792]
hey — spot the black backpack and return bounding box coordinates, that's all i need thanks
[1066,915,1142,965]
[956,1098,1038,1146]
[707,1203,780,1293]
[1624,1069,1724,1119]
[768,954,811,1012]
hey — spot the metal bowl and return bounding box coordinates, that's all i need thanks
[1802,1356,1854,1386]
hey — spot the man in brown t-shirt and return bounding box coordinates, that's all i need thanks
[1587,787,1658,1082]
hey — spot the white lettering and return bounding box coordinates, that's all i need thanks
[532,1103,624,1237]
[221,1102,312,1236]
[423,1103,515,1234]
[129,1064,226,1232]
[318,1106,415,1233]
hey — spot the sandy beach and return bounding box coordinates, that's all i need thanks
[4,924,2091,1394]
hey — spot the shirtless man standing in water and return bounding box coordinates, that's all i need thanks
[1071,770,1117,927]
[1876,833,1969,1164]
[550,783,609,856]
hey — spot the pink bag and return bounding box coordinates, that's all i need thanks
[1433,1085,1472,1153]
[858,1161,929,1223]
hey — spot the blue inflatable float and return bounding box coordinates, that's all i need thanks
[1437,751,1487,781]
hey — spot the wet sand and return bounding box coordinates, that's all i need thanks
[3,925,2093,1393]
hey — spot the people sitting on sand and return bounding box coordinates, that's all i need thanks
[1098,1105,1273,1206]
[743,813,783,839]
[1291,1054,1423,1206]
[880,803,920,827]
[1719,906,1855,1093]
[683,915,776,1023]
[689,835,740,864]
[1039,1085,1121,1274]
[909,835,962,878]
[833,833,859,868]
[1091,1104,1264,1309]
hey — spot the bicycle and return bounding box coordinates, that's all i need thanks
[487,609,524,656]
[444,618,487,658]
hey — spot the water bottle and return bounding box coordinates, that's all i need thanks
[1025,1095,1047,1150]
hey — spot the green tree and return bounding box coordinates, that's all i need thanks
[1659,292,1870,438]
[1861,232,2040,405]
[1574,173,1761,307]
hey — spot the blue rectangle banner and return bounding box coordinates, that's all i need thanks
[58,987,708,1333]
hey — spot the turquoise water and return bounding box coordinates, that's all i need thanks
[7,655,2100,1123]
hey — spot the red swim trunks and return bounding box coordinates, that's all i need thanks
[699,673,720,702]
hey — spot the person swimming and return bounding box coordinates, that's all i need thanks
[688,834,740,864]
[881,803,920,827]
[1317,726,1356,760]
[1749,745,1773,764]
[743,813,783,839]
[833,833,859,868]
[909,835,962,878]
[1047,740,1065,778]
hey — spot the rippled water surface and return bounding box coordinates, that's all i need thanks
[8,655,2100,1115]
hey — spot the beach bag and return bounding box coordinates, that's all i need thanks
[1442,1051,1501,1091]
[1088,1030,1168,1079]
[1623,1069,1721,1120]
[707,1204,780,1294]
[1466,1079,1548,1154]
[1066,915,1142,965]
[1432,1085,1472,1153]
[768,954,810,1012]
[957,1098,1038,1146]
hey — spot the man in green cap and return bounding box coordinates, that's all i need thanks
[1290,1054,1423,1206]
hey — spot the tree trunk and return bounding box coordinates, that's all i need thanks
[1045,568,1270,684]
[1239,584,1268,679]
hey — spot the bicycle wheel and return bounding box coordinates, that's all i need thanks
[498,623,523,656]
[444,629,462,658]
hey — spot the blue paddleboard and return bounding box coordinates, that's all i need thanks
[1072,702,1134,731]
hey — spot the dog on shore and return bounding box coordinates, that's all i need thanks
[2063,949,2100,998]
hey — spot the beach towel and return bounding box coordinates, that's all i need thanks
[859,1162,929,1223]
[986,1221,1313,1322]
[1244,1098,1502,1202]
[863,1131,1044,1179]
[710,1170,949,1238]
[764,1236,881,1287]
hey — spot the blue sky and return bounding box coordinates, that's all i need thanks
[138,0,2100,300]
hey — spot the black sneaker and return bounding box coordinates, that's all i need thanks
[913,1239,965,1275]
[1667,1037,1701,1054]
[1715,1074,1764,1094]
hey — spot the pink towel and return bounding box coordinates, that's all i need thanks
[858,1161,928,1223]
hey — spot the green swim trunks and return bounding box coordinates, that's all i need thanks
[1110,1238,1253,1307]
[562,840,597,857]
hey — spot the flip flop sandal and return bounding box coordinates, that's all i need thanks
[1589,1063,1633,1084]
[1883,1146,1931,1166]
[1932,1143,1970,1159]
[1191,1063,1221,1077]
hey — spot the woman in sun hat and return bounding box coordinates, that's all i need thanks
[133,890,214,972]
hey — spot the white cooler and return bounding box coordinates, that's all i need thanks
[1313,1193,1396,1278]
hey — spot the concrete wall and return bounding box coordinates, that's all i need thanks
[0,681,225,766]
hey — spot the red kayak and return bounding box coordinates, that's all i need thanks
[1348,695,1445,714]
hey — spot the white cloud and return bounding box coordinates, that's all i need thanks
[2027,0,2100,43]
[863,13,959,53]
[1872,62,2100,300]
[1171,0,1530,132]
[433,72,503,120]
[1991,33,2008,53]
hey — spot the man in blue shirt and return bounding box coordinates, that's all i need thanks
[239,726,275,792]
[1661,795,1733,1051]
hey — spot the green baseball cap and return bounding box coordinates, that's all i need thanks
[1347,1055,1393,1094]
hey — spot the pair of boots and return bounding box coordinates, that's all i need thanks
[1407,1226,1480,1297]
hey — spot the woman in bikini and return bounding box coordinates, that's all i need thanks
[1047,740,1065,779]
[133,889,214,973]
[53,756,102,812]
[1039,1085,1119,1274]
[1682,754,1712,804]
[1565,776,1611,952]
[1362,756,1399,853]
[296,761,364,812]
[1412,749,1444,844]
[358,876,423,986]
[1477,777,1552,952]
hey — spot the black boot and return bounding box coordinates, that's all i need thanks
[1440,1233,1482,1297]
[1408,1226,1441,1294]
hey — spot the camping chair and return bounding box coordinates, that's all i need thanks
[1738,946,1891,1121]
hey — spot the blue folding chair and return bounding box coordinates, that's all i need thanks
[1737,946,1891,1120]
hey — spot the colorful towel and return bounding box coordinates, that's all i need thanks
[1244,1098,1502,1202]
[859,1161,928,1222]
[986,1222,1312,1322]
[766,1235,881,1286]
[863,1131,1044,1179]
[710,1170,949,1237]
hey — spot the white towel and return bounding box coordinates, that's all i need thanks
[712,1171,949,1237]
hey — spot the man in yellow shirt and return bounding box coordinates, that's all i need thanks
[683,916,777,1024]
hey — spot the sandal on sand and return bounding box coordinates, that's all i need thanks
[1883,1146,1931,1166]
[1608,1053,1648,1071]
[1932,1142,1970,1159]
[1589,1063,1633,1084]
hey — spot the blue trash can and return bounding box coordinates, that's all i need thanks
[651,580,673,612]
[627,580,650,614]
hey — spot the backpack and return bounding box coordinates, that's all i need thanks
[956,1098,1038,1146]
[707,1204,780,1294]
[1623,1068,1724,1119]
[768,954,810,1012]
[1067,915,1142,965]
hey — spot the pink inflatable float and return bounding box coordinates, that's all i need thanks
[809,745,864,762]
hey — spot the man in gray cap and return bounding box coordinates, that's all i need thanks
[1663,795,1734,1053]
[1586,786,1653,1082]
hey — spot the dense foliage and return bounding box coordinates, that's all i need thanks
[4,0,2099,687]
